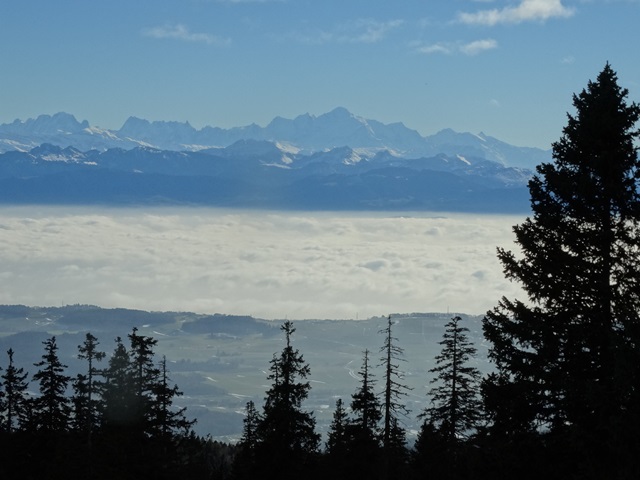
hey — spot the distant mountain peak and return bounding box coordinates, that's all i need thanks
[29,143,86,162]
[6,112,89,135]
[0,108,551,168]
[324,106,354,118]
[319,107,367,126]
[121,116,151,129]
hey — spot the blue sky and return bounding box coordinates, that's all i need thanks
[1,0,638,149]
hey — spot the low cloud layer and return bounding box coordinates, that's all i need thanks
[0,207,526,320]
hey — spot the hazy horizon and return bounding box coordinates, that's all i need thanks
[0,206,526,320]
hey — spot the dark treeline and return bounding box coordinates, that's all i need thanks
[3,64,640,479]
[0,329,233,479]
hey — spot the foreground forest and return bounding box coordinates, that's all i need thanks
[2,64,640,479]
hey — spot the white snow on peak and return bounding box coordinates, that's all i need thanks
[41,154,73,162]
[123,137,156,148]
[261,161,291,169]
[180,144,216,152]
[353,147,400,157]
[0,139,33,153]
[275,142,301,155]
[83,126,119,140]
[343,151,363,165]
[456,154,471,165]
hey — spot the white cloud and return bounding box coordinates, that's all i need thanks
[289,19,403,45]
[417,43,453,55]
[342,19,404,44]
[0,207,526,320]
[142,24,231,46]
[460,38,498,55]
[458,0,576,26]
[416,38,498,56]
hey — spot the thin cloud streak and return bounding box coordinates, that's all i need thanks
[416,42,453,55]
[341,19,404,44]
[142,24,231,46]
[287,19,403,45]
[416,39,498,56]
[460,38,498,55]
[458,0,575,26]
[0,207,525,320]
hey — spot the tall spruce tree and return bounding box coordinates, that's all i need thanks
[482,64,640,472]
[128,327,160,432]
[149,355,195,440]
[100,336,137,430]
[422,316,481,441]
[378,315,411,449]
[350,349,382,441]
[0,348,30,432]
[101,330,166,436]
[326,398,349,456]
[340,349,384,479]
[30,336,71,432]
[325,398,350,479]
[72,333,105,437]
[233,400,262,480]
[378,315,411,479]
[239,400,261,452]
[254,321,320,479]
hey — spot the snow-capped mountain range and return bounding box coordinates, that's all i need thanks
[0,108,550,168]
[0,108,547,211]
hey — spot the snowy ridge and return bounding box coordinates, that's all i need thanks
[0,108,551,169]
[0,141,533,212]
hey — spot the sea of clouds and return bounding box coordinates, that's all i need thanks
[0,206,527,320]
